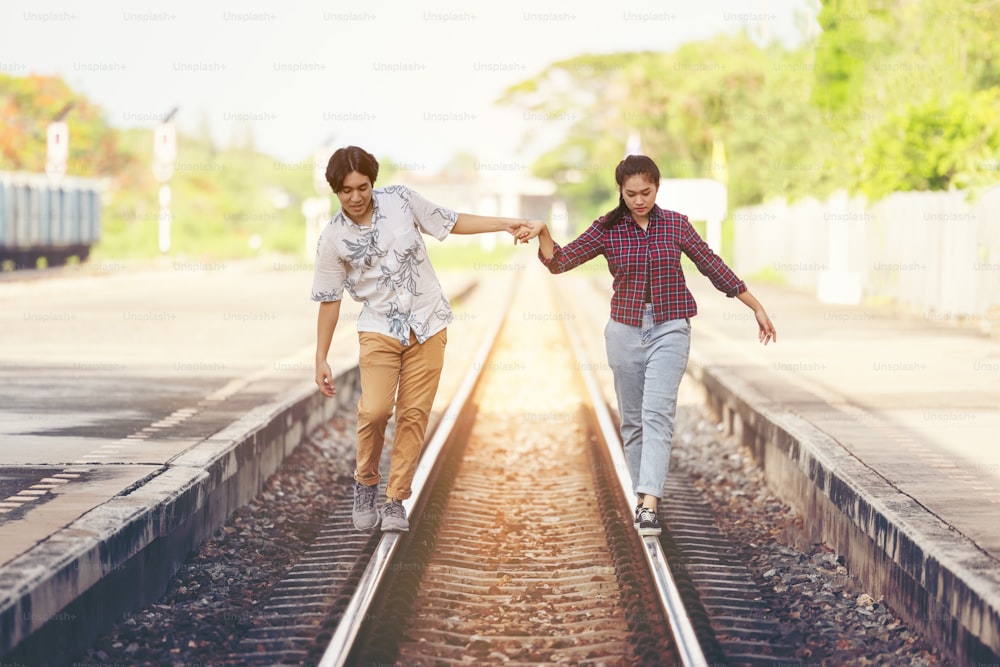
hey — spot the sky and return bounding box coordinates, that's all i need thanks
[2,0,818,172]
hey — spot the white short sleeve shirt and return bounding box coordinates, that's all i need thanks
[311,184,459,345]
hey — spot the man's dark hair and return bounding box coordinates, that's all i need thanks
[325,145,379,192]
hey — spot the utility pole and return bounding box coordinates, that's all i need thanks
[46,102,73,181]
[153,107,178,253]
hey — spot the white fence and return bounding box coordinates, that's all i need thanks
[732,187,1000,323]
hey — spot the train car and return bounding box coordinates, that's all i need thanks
[0,171,103,269]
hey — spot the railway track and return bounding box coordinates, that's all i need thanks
[192,266,798,666]
[253,270,703,667]
[32,264,954,666]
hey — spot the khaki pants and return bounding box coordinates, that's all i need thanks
[355,328,447,500]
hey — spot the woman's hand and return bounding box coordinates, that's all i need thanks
[735,290,776,345]
[754,309,777,345]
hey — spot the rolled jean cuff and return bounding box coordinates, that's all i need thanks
[355,471,379,486]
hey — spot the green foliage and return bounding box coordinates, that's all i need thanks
[860,89,1000,198]
[500,0,1000,215]
[814,0,1000,198]
[9,0,1000,268]
[0,73,325,261]
[810,0,897,116]
[501,34,834,216]
[810,0,863,113]
[497,52,644,229]
[98,128,320,260]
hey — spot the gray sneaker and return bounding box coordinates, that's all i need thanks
[380,499,409,532]
[352,482,379,531]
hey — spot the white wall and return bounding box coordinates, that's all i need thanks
[732,186,1000,320]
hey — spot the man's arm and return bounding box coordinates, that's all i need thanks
[315,300,342,397]
[451,213,527,237]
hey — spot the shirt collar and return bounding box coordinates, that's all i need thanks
[623,204,663,226]
[337,189,380,228]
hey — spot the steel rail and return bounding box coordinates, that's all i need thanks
[559,297,710,667]
[316,272,517,667]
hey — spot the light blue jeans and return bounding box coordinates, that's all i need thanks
[605,307,691,499]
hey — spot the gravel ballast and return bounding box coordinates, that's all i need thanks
[75,383,951,667]
[670,382,949,666]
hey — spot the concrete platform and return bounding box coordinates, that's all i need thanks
[0,260,501,665]
[556,267,1000,665]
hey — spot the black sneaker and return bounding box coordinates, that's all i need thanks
[633,503,642,528]
[352,481,379,531]
[637,507,661,536]
[380,499,409,532]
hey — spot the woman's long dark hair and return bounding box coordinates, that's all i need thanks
[599,154,661,229]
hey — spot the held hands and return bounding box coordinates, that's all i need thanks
[511,219,545,244]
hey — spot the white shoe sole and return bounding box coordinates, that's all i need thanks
[380,505,409,532]
[381,523,409,532]
[353,514,380,531]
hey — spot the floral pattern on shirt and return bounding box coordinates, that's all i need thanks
[343,226,388,269]
[311,185,458,345]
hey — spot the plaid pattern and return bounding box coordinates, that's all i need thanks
[539,205,745,326]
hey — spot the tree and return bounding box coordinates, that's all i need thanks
[812,0,1000,197]
[0,73,129,175]
[860,89,1000,198]
[499,34,834,220]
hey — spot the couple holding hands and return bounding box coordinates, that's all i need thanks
[312,146,776,536]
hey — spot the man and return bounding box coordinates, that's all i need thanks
[313,145,534,532]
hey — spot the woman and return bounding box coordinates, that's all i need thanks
[518,154,776,536]
[313,145,536,533]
